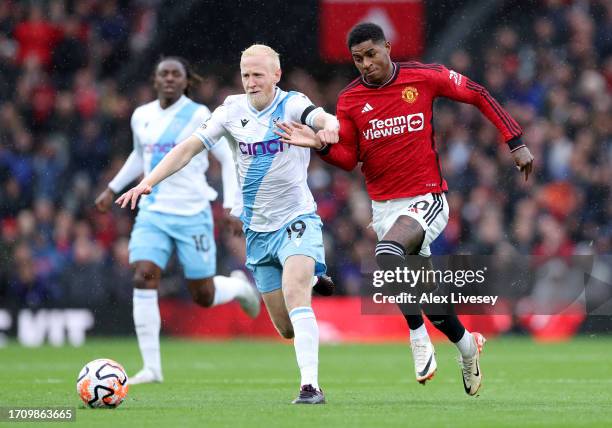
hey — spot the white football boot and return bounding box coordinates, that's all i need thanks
[231,270,261,319]
[410,338,437,384]
[129,367,163,385]
[459,332,486,396]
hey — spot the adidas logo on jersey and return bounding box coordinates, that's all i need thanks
[361,103,374,113]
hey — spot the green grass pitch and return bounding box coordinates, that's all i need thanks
[1,337,611,427]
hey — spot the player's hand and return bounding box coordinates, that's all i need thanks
[274,121,323,149]
[316,128,339,145]
[512,146,535,181]
[95,188,115,213]
[222,208,243,237]
[115,182,152,210]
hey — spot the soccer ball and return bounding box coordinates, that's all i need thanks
[76,358,129,408]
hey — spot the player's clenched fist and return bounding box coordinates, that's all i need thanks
[511,146,535,181]
[115,182,153,210]
[95,188,115,213]
[316,128,339,145]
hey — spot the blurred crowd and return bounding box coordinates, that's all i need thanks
[0,0,610,308]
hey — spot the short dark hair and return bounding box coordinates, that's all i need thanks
[347,22,386,49]
[153,56,203,96]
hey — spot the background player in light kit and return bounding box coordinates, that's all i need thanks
[115,45,339,404]
[95,57,260,385]
[276,23,535,396]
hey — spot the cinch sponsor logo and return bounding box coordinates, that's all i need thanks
[143,142,177,154]
[362,113,425,140]
[239,138,288,156]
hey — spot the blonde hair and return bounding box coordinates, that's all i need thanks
[241,44,281,70]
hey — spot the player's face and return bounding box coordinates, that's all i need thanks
[154,60,188,103]
[240,55,281,111]
[350,40,393,84]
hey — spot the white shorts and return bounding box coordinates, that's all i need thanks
[371,193,449,257]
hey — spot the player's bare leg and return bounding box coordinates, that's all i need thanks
[261,269,325,404]
[261,289,294,339]
[130,264,261,386]
[383,214,482,389]
[377,216,437,383]
[283,255,325,404]
[187,272,260,318]
[130,261,164,385]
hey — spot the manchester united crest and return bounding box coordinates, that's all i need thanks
[402,86,418,103]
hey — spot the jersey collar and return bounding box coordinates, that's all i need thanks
[157,94,188,112]
[360,62,399,89]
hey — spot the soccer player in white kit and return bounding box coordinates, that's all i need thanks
[116,46,339,404]
[95,57,260,385]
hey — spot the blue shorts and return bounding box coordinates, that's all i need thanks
[129,209,216,279]
[245,212,326,294]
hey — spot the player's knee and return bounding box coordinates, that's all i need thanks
[282,284,309,309]
[189,284,214,307]
[133,268,159,289]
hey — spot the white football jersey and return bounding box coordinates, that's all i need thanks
[193,87,323,232]
[132,95,221,215]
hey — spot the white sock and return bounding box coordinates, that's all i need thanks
[455,330,476,358]
[410,323,429,341]
[289,306,319,389]
[133,288,162,375]
[211,275,249,306]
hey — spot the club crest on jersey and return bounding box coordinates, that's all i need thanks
[402,86,418,103]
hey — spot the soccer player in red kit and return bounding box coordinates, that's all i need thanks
[276,23,534,396]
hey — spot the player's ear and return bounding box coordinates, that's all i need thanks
[385,41,391,55]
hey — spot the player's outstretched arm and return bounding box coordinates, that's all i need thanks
[276,119,359,172]
[115,135,205,209]
[275,121,324,149]
[434,66,535,180]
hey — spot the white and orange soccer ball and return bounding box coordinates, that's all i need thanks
[76,358,129,408]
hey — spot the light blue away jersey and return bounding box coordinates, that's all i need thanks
[131,95,219,215]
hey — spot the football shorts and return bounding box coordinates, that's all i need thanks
[371,192,449,257]
[129,208,216,279]
[245,212,326,293]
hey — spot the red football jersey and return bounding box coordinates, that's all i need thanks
[319,62,524,201]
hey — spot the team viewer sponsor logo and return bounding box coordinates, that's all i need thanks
[239,138,288,156]
[362,113,425,140]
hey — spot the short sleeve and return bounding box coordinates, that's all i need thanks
[192,103,229,150]
[286,91,324,128]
